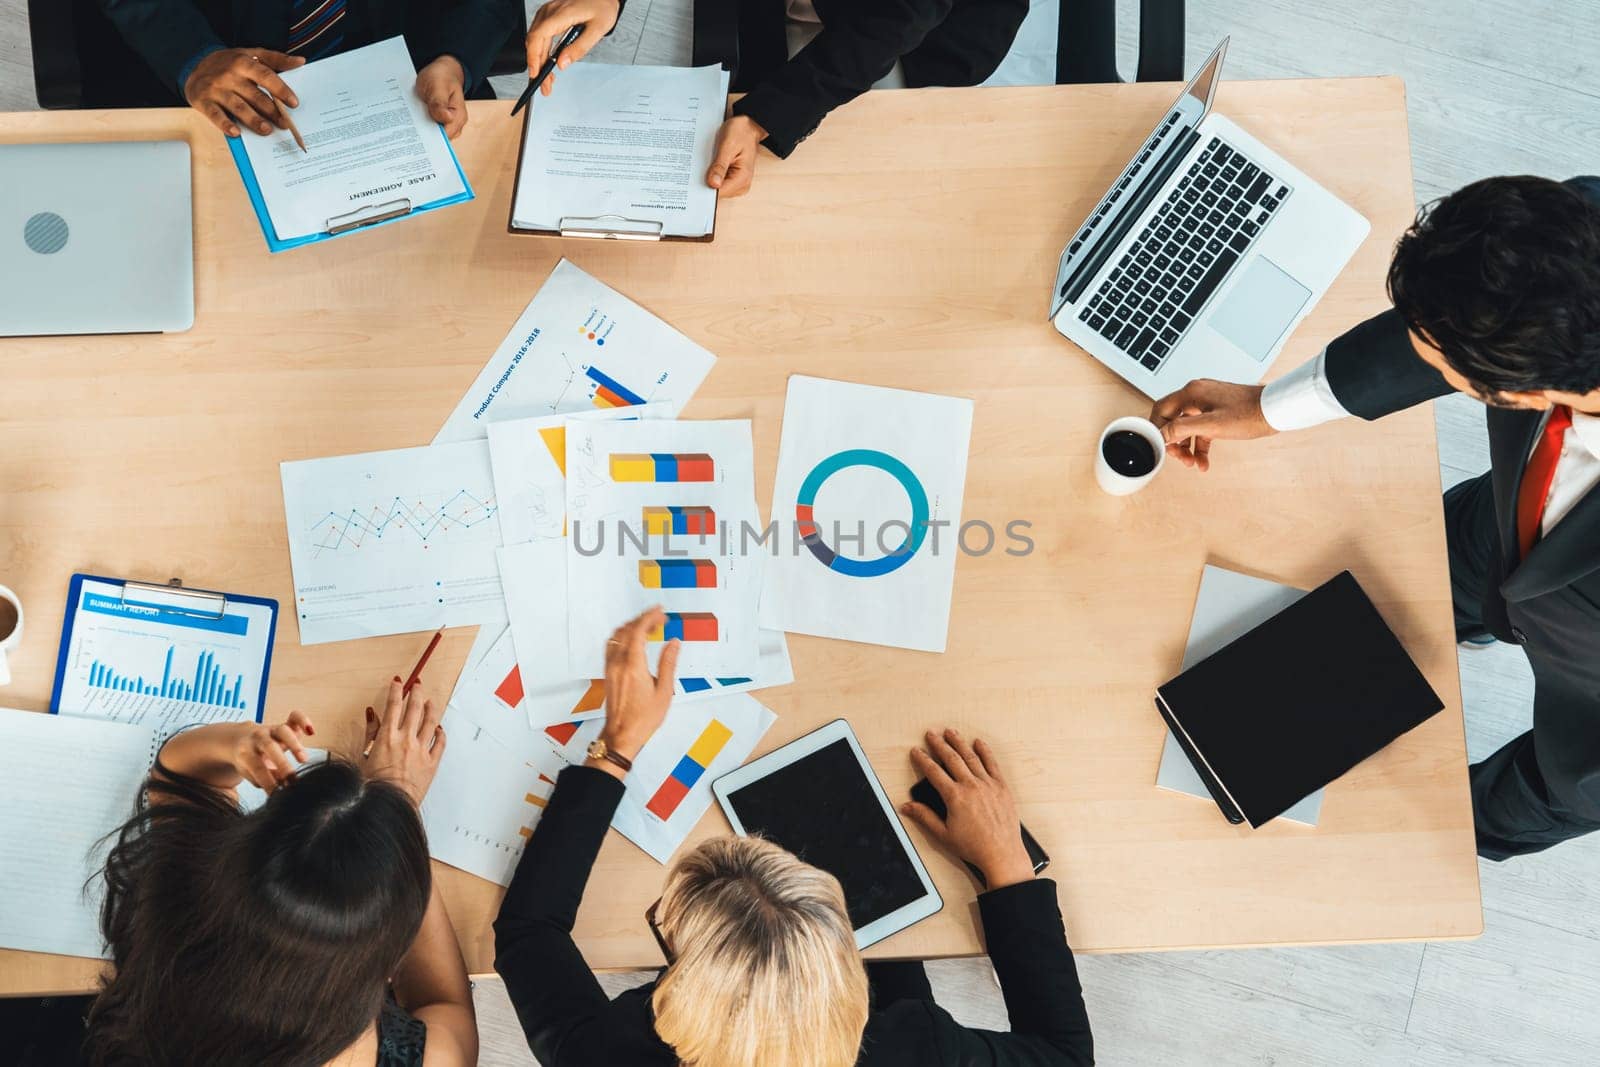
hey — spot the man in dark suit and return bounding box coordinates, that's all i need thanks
[98,0,520,138]
[1151,175,1600,859]
[522,0,1028,197]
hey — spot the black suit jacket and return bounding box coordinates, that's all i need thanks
[1322,176,1600,821]
[97,0,518,98]
[494,766,1094,1067]
[728,0,1029,158]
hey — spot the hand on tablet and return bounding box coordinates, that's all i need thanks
[902,729,1036,890]
[594,607,681,770]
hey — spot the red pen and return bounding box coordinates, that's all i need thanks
[403,630,443,694]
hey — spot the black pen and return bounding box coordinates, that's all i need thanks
[510,24,585,117]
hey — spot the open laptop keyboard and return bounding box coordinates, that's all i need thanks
[1078,137,1291,372]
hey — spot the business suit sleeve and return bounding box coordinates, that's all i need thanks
[1321,308,1453,420]
[732,0,953,158]
[492,765,627,1065]
[915,879,1094,1065]
[415,0,522,90]
[97,0,226,96]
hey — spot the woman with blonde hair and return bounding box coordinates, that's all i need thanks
[494,607,1094,1066]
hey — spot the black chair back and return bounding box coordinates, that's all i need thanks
[1058,0,1185,84]
[28,0,224,109]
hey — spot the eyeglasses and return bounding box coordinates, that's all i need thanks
[646,897,675,964]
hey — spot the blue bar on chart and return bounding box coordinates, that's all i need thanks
[88,645,249,710]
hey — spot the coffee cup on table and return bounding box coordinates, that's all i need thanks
[1095,416,1165,496]
[0,585,22,686]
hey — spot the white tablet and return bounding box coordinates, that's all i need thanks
[712,719,942,948]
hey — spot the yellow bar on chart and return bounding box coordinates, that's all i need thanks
[610,453,655,481]
[638,560,663,588]
[524,793,547,809]
[643,506,673,535]
[686,720,734,766]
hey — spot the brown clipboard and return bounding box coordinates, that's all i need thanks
[505,87,722,244]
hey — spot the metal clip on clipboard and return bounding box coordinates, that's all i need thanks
[326,198,414,236]
[557,214,667,242]
[120,578,227,620]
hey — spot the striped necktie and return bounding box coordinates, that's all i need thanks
[287,0,348,60]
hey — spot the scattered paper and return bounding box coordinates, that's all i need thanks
[434,260,715,444]
[761,376,973,653]
[281,441,506,644]
[566,419,763,676]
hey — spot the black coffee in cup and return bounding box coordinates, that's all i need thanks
[0,597,16,641]
[1101,429,1157,477]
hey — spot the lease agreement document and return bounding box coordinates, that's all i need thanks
[513,64,728,238]
[238,36,469,242]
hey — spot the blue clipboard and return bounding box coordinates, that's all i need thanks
[50,574,279,723]
[227,127,474,253]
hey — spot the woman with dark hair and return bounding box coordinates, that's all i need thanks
[84,678,478,1067]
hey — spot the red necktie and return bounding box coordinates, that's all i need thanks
[1516,404,1573,558]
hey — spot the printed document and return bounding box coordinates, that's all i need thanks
[512,63,728,238]
[238,36,468,242]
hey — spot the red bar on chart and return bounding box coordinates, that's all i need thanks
[495,666,524,708]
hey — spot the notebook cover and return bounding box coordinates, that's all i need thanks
[1154,570,1444,828]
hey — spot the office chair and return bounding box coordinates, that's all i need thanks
[1058,0,1186,84]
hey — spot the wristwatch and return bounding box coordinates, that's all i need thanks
[586,737,634,774]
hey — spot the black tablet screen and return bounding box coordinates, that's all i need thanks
[724,738,926,928]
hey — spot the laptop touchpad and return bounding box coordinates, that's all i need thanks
[1208,257,1311,362]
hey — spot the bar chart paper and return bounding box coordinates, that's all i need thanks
[54,576,274,737]
[565,419,764,676]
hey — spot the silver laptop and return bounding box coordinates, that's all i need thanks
[1,141,193,336]
[1049,39,1369,398]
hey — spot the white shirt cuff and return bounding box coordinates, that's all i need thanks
[1259,349,1351,431]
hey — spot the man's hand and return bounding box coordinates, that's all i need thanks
[706,115,765,198]
[416,56,469,139]
[1149,378,1276,472]
[524,0,622,95]
[184,47,304,137]
[901,729,1037,890]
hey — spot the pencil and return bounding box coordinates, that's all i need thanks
[277,101,307,153]
[403,630,444,694]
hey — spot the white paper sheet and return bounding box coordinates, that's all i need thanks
[1156,565,1323,826]
[512,63,727,238]
[488,403,676,547]
[434,260,716,444]
[546,694,775,864]
[566,419,763,676]
[280,441,506,644]
[237,37,468,242]
[420,703,567,886]
[0,709,155,958]
[760,376,973,653]
[55,577,272,737]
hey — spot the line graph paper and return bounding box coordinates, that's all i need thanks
[307,490,499,556]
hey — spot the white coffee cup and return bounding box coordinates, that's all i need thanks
[0,585,22,687]
[1095,416,1166,496]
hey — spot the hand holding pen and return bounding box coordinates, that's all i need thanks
[515,0,623,111]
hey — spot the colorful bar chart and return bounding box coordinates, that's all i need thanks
[645,719,734,820]
[643,505,716,536]
[638,559,717,590]
[646,612,719,643]
[87,646,248,710]
[586,366,646,409]
[610,453,716,483]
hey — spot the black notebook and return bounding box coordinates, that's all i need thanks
[1155,570,1444,828]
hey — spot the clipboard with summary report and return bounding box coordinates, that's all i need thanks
[229,36,475,253]
[51,574,279,741]
[510,63,730,242]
